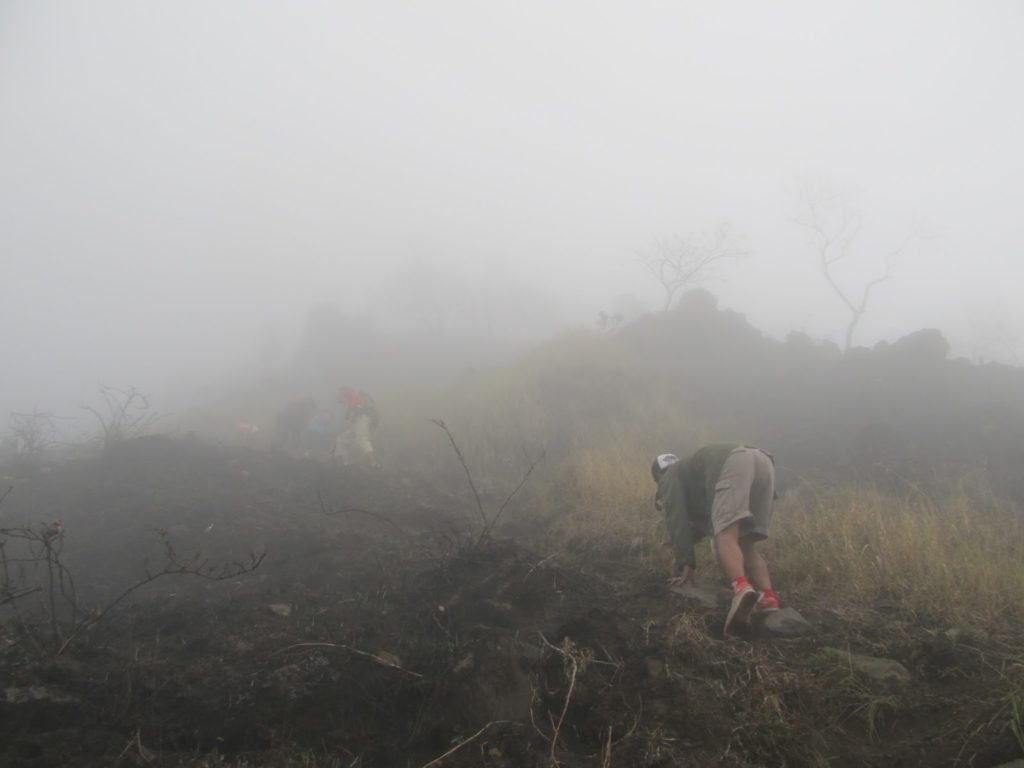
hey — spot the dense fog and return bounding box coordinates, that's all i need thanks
[2,2,1022,428]
[4,8,1024,765]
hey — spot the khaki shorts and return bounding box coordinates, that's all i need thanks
[710,447,775,540]
[334,413,376,464]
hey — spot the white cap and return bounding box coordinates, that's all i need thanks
[655,453,680,471]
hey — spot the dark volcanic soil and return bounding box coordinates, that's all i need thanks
[1,437,1021,767]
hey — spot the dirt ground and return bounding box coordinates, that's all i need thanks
[1,436,1022,767]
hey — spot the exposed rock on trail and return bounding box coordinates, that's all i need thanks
[757,606,814,637]
[820,648,912,692]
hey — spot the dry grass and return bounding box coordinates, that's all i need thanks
[381,328,1024,636]
[769,480,1024,629]
[537,443,1024,633]
[381,330,710,479]
[376,323,1024,764]
[548,447,662,549]
[521,439,1024,763]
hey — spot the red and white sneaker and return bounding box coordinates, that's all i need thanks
[755,591,780,612]
[724,585,759,635]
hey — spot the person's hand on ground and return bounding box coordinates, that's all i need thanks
[666,564,694,587]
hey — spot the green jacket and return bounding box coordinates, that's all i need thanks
[656,442,741,571]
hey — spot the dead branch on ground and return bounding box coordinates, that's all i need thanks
[270,641,423,678]
[538,633,593,766]
[316,489,412,539]
[419,721,520,768]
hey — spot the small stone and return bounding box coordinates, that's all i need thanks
[268,603,292,617]
[758,607,814,637]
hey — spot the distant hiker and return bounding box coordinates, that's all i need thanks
[275,398,316,456]
[334,387,380,467]
[301,410,339,460]
[651,444,779,635]
[234,420,260,448]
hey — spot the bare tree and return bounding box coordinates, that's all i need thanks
[642,223,747,311]
[796,182,923,351]
[7,410,60,457]
[82,385,156,451]
[0,507,265,656]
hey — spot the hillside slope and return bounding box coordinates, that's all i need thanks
[2,440,1022,767]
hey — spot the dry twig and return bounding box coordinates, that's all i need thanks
[270,641,424,678]
[540,633,588,765]
[419,721,518,768]
[316,489,411,538]
[430,419,487,531]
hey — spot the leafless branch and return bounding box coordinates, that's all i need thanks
[56,533,264,655]
[642,223,747,311]
[316,490,412,539]
[430,419,487,531]
[431,419,546,546]
[478,446,547,546]
[83,385,157,450]
[539,633,589,765]
[795,182,923,351]
[7,410,60,457]
[1,516,264,655]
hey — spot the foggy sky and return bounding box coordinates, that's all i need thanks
[2,1,1022,422]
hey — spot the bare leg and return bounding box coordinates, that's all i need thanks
[714,521,746,582]
[739,537,772,590]
[719,521,760,634]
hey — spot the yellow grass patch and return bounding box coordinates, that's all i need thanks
[542,446,1024,631]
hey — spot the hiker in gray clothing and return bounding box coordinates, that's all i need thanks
[652,443,779,635]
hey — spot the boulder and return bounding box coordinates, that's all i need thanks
[757,607,814,637]
[822,648,910,692]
